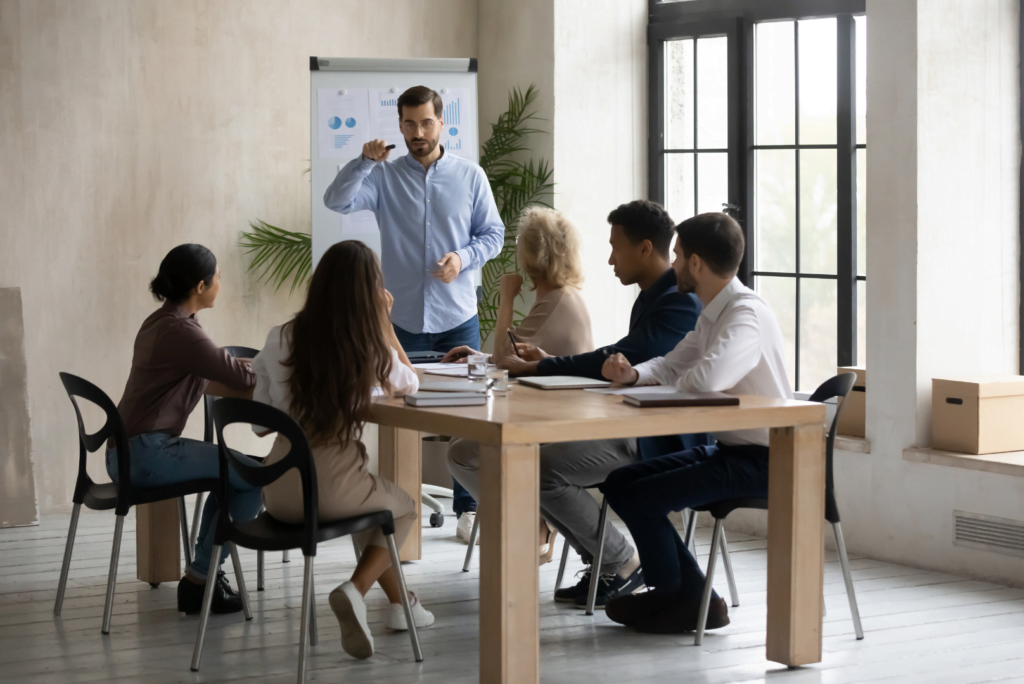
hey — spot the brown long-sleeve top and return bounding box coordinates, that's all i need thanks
[117,302,256,438]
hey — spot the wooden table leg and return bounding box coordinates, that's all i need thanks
[766,424,826,666]
[379,426,422,561]
[136,500,182,584]
[479,443,540,684]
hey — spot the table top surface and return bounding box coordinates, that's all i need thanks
[368,381,825,446]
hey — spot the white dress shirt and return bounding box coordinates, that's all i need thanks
[251,324,419,430]
[633,277,793,447]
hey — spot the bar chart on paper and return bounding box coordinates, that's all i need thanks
[440,88,472,159]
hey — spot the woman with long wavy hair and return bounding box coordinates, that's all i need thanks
[251,241,432,659]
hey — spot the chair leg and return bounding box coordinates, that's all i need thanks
[101,514,125,635]
[554,537,571,592]
[718,526,740,608]
[54,503,81,617]
[189,493,204,559]
[695,519,724,646]
[585,497,611,616]
[683,508,698,556]
[190,544,223,671]
[257,550,265,591]
[386,534,424,662]
[833,522,864,639]
[352,537,362,562]
[282,549,290,563]
[462,510,481,572]
[308,573,318,646]
[178,497,193,570]
[296,556,315,684]
[228,543,252,621]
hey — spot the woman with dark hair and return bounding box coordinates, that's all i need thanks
[252,240,433,660]
[109,244,263,615]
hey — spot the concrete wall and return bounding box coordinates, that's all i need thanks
[0,0,477,514]
[0,288,38,527]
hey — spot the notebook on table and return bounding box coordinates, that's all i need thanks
[404,392,488,407]
[418,380,487,393]
[622,391,739,408]
[516,376,611,390]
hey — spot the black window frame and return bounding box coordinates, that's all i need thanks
[649,0,866,391]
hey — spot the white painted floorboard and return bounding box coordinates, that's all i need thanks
[3,499,1024,683]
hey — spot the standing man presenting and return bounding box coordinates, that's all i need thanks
[324,85,503,534]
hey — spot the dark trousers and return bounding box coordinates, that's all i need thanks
[393,314,481,516]
[602,443,770,601]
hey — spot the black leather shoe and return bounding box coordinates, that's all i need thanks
[635,596,730,634]
[177,574,244,615]
[606,587,671,626]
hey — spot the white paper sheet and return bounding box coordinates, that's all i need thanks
[437,87,473,160]
[369,89,409,158]
[423,367,472,377]
[585,385,679,396]
[318,88,370,158]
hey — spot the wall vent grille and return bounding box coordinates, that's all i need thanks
[953,510,1024,558]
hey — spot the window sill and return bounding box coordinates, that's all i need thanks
[835,435,871,454]
[903,446,1024,478]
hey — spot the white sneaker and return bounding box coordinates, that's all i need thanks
[456,511,480,545]
[329,581,374,659]
[385,591,435,631]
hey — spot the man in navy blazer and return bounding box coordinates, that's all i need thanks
[446,200,705,608]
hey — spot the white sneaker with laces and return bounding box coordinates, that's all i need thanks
[385,591,435,631]
[329,581,374,659]
[456,511,479,545]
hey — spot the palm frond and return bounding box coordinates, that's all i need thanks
[238,220,312,293]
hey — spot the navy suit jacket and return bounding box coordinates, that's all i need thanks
[535,268,708,459]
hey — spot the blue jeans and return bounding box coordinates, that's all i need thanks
[393,314,480,517]
[602,443,770,601]
[106,433,264,579]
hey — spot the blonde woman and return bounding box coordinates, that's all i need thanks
[443,206,593,559]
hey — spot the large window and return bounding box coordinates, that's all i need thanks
[649,1,866,393]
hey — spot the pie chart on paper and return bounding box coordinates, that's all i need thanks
[328,116,342,129]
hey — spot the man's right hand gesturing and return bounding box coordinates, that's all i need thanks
[362,139,392,162]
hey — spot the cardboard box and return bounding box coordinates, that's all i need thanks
[932,376,1024,454]
[836,366,866,438]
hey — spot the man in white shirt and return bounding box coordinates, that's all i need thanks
[598,212,793,634]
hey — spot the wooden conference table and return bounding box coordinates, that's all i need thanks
[369,382,827,684]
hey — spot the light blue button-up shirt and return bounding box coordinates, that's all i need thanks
[324,150,504,334]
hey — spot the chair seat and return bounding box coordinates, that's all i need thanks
[130,479,221,507]
[693,497,768,520]
[228,509,396,553]
[82,482,118,511]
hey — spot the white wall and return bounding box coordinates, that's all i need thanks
[0,0,478,514]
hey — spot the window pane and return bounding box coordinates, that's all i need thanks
[799,149,838,274]
[755,21,795,145]
[797,18,837,145]
[666,39,695,150]
[697,153,728,214]
[696,36,728,149]
[755,276,796,389]
[855,15,867,146]
[856,147,866,276]
[665,153,695,223]
[800,278,838,393]
[857,279,866,366]
[755,149,796,272]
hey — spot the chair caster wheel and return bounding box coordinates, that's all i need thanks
[149,583,159,588]
[429,512,445,528]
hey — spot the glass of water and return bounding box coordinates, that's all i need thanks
[487,368,509,395]
[468,354,489,382]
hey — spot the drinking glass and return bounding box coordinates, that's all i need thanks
[487,368,509,395]
[468,354,489,382]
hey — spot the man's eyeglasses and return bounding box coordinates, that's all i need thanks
[401,119,440,134]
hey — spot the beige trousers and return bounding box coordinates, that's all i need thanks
[262,434,416,551]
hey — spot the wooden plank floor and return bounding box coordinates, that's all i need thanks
[4,499,1024,683]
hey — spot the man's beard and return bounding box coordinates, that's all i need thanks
[408,136,440,158]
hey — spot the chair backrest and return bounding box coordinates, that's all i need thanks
[210,397,321,555]
[58,372,132,511]
[808,372,857,521]
[203,345,261,443]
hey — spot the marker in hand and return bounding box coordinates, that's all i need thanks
[362,139,394,162]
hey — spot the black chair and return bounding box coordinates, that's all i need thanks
[691,372,863,645]
[54,372,239,634]
[191,398,423,683]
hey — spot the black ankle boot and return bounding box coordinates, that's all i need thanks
[177,573,243,615]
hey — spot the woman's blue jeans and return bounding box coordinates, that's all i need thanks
[106,433,263,579]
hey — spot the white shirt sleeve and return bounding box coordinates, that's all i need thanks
[634,328,703,386]
[387,349,420,397]
[676,305,761,393]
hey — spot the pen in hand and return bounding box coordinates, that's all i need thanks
[507,329,523,359]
